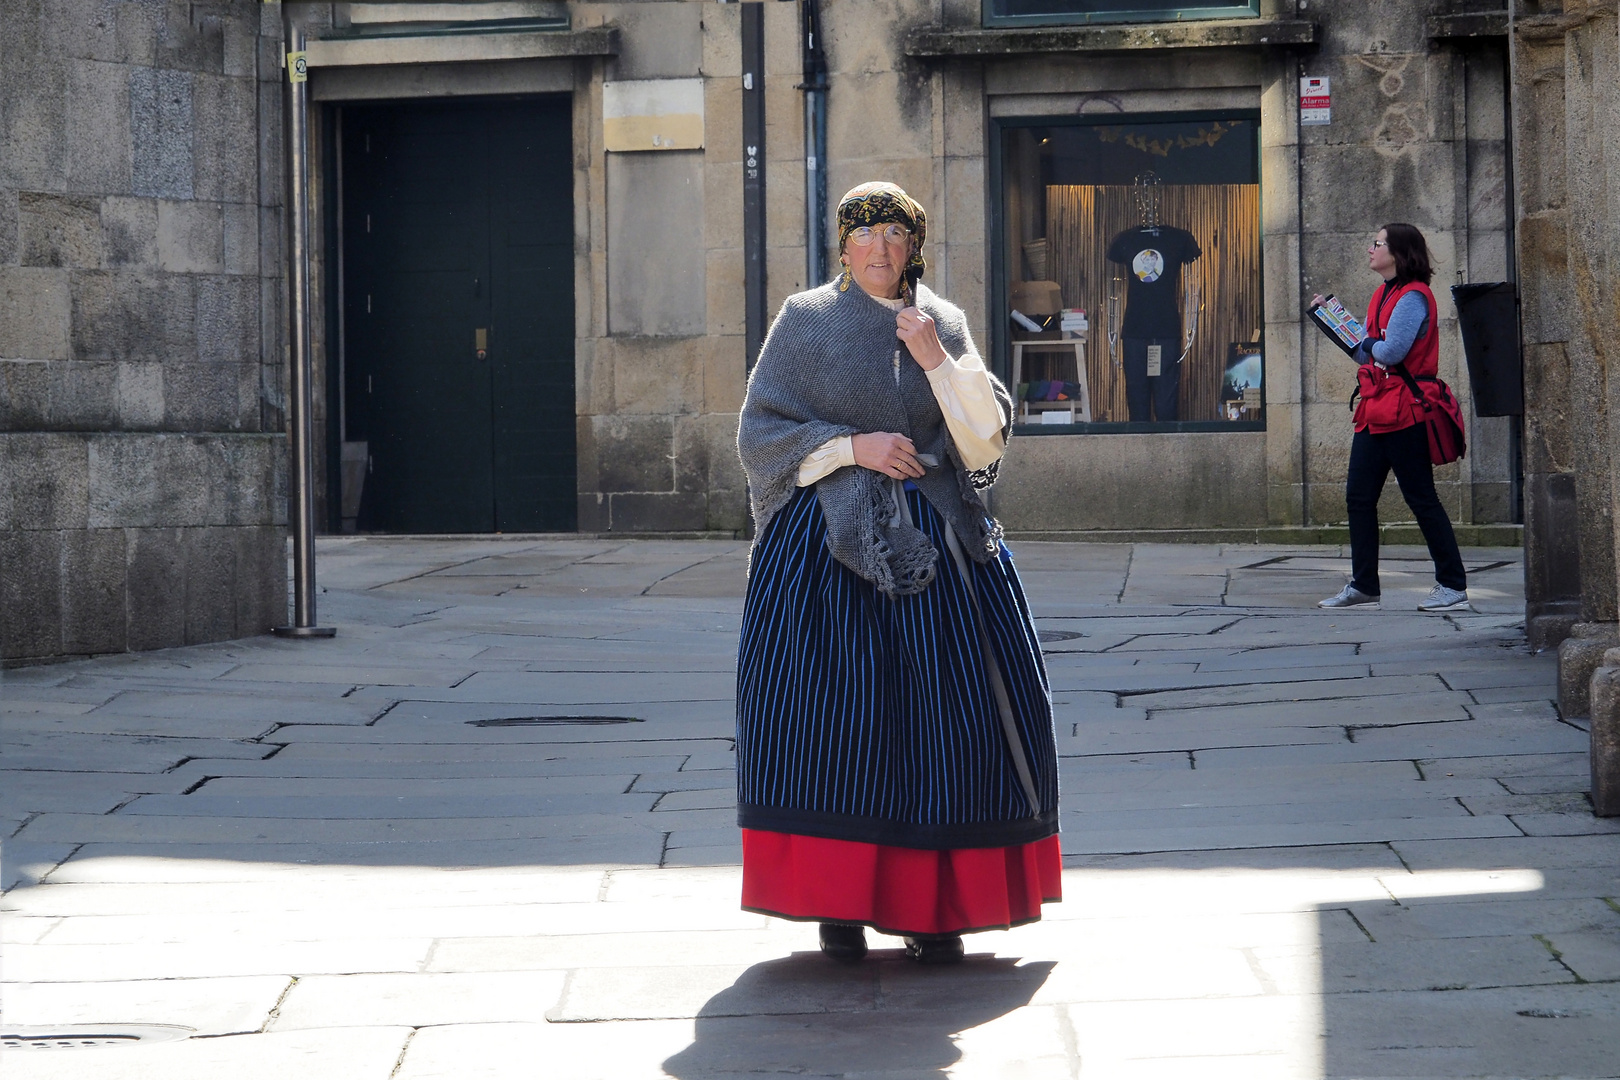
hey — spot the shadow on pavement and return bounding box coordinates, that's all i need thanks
[660,953,1058,1078]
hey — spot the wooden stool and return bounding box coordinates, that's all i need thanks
[1011,334,1090,423]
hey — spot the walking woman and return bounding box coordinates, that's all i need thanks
[1318,223,1469,612]
[734,182,1061,965]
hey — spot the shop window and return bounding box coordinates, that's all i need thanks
[984,0,1258,28]
[995,114,1263,432]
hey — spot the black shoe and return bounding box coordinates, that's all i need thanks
[818,922,868,961]
[903,934,965,965]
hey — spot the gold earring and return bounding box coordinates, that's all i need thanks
[838,262,851,292]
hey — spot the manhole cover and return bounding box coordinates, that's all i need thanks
[467,715,644,728]
[3,1025,192,1050]
[1038,630,1084,643]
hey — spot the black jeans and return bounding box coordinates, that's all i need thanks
[1346,424,1467,595]
[1122,337,1181,422]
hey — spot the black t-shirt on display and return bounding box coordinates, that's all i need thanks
[1106,225,1201,340]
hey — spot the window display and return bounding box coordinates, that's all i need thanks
[997,114,1263,430]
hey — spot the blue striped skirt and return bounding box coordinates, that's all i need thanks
[736,483,1059,850]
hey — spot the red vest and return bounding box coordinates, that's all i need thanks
[1353,280,1440,434]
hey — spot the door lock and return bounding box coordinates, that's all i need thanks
[475,327,488,361]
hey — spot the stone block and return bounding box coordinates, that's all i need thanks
[700,2,742,79]
[0,188,16,265]
[59,527,127,655]
[65,56,132,193]
[704,78,742,164]
[606,2,701,80]
[116,360,166,427]
[610,337,704,417]
[702,160,742,250]
[5,432,90,530]
[942,67,985,160]
[605,151,705,337]
[592,414,674,493]
[1300,143,1455,236]
[124,525,186,651]
[996,433,1268,532]
[196,272,259,364]
[702,334,746,415]
[672,416,712,495]
[183,525,238,644]
[610,491,707,532]
[155,2,225,75]
[192,74,258,204]
[223,14,259,79]
[130,66,195,200]
[705,247,745,338]
[0,528,62,661]
[1589,651,1620,816]
[158,199,224,273]
[0,360,50,430]
[101,195,159,267]
[764,244,804,312]
[71,270,195,362]
[87,434,247,528]
[576,490,610,532]
[19,192,104,269]
[1557,623,1618,720]
[222,202,257,275]
[47,358,118,428]
[0,266,71,360]
[0,55,69,191]
[234,523,286,635]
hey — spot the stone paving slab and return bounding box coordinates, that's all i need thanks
[4,537,1618,1078]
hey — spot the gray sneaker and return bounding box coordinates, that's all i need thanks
[1419,584,1470,612]
[1319,584,1380,609]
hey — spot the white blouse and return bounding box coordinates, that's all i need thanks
[797,295,1007,486]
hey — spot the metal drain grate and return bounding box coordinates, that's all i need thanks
[467,715,644,728]
[4,1025,193,1050]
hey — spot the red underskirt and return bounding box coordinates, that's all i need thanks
[740,828,1062,937]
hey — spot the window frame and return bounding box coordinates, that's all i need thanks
[988,109,1266,435]
[983,0,1261,29]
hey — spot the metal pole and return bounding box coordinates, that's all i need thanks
[274,3,334,639]
[801,0,828,290]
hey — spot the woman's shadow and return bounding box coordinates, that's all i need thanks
[662,946,1058,1078]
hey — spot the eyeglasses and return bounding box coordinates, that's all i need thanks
[1370,240,1389,249]
[847,225,912,247]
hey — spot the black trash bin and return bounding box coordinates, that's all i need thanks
[1450,281,1523,416]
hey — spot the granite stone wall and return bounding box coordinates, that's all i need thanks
[0,0,287,664]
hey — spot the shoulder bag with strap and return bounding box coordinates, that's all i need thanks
[1391,364,1467,466]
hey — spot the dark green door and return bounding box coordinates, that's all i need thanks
[343,98,576,533]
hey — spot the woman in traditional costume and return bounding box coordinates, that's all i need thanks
[734,182,1061,965]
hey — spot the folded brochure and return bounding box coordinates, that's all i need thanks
[1309,295,1369,356]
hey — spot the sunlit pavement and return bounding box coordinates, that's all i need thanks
[3,537,1618,1079]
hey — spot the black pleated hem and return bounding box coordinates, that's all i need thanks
[738,803,1060,852]
[741,903,1061,940]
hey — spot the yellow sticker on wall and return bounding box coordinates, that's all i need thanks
[288,50,307,83]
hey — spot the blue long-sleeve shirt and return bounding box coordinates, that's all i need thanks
[1360,291,1429,366]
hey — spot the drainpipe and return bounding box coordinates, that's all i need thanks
[274,3,335,639]
[742,3,767,368]
[801,0,829,290]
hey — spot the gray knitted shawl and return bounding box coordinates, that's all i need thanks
[737,281,1013,595]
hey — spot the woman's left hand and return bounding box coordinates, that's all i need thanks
[896,307,950,371]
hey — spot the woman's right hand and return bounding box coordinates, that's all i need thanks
[1310,293,1327,309]
[853,432,924,480]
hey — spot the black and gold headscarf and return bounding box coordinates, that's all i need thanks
[837,181,927,297]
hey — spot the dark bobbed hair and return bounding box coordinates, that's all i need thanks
[1380,222,1435,286]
